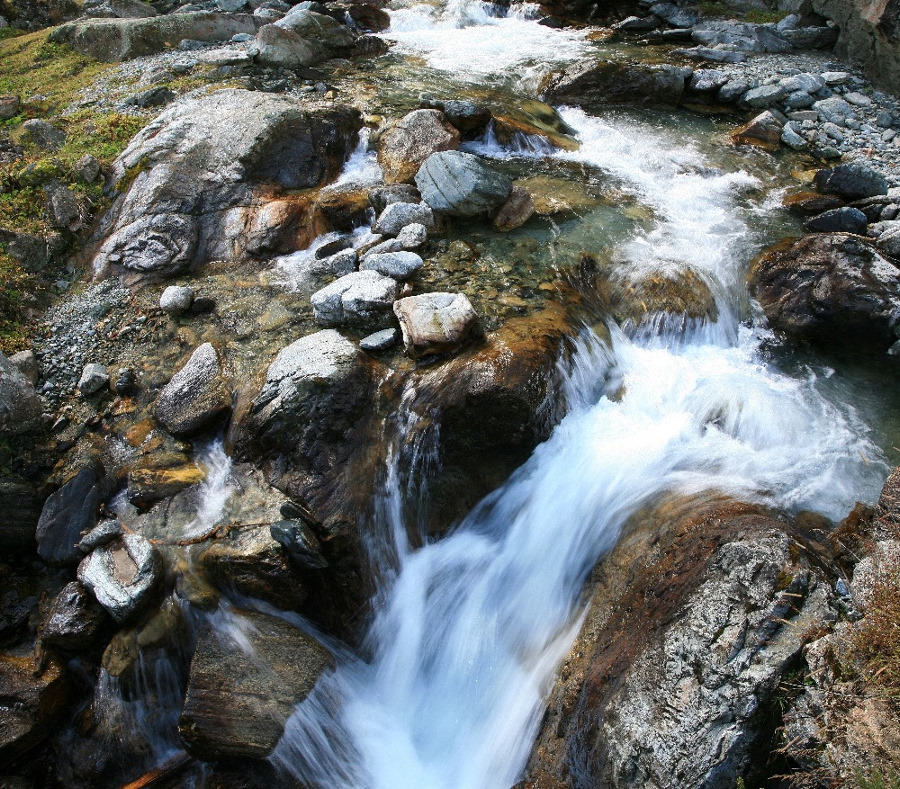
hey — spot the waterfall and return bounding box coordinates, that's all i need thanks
[271,64,886,788]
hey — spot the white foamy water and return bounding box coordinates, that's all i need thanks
[384,0,589,85]
[272,83,887,789]
[182,438,235,539]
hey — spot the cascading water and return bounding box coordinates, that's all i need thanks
[271,8,887,786]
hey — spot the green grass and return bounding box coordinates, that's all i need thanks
[0,250,41,354]
[855,768,900,789]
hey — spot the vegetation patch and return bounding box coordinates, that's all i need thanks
[0,250,43,354]
[850,557,900,694]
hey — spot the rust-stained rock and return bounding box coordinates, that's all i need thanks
[602,265,719,327]
[494,186,535,232]
[378,109,460,184]
[782,190,845,216]
[730,109,783,150]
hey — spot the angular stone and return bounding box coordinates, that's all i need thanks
[396,223,428,249]
[814,162,889,200]
[359,327,398,352]
[394,292,479,359]
[688,68,728,92]
[274,8,355,52]
[40,582,108,651]
[269,519,328,569]
[741,83,790,108]
[781,124,808,150]
[493,185,535,232]
[378,109,461,184]
[804,207,868,234]
[415,151,512,218]
[360,251,424,280]
[0,95,20,122]
[36,467,104,566]
[77,533,162,623]
[372,201,435,236]
[254,22,321,67]
[21,120,66,151]
[730,110,784,151]
[649,2,697,27]
[178,609,333,760]
[311,270,399,327]
[812,96,855,124]
[77,519,124,553]
[78,363,109,396]
[153,343,231,437]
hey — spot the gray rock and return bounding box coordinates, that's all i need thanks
[781,124,808,150]
[614,14,660,31]
[372,201,435,236]
[253,22,322,67]
[77,533,162,622]
[122,85,176,107]
[394,292,479,359]
[178,609,333,760]
[49,12,263,61]
[415,151,512,218]
[40,582,108,651]
[876,225,900,257]
[78,363,109,395]
[812,96,855,124]
[153,343,231,436]
[377,109,461,184]
[77,519,125,553]
[692,19,792,53]
[8,350,38,387]
[783,90,815,109]
[93,90,360,281]
[539,58,687,108]
[359,327,398,352]
[82,0,158,18]
[159,285,194,314]
[36,467,104,566]
[804,207,868,234]
[688,68,728,92]
[778,72,825,93]
[311,270,399,326]
[75,154,101,183]
[741,83,790,108]
[274,7,355,51]
[44,183,81,231]
[821,121,844,141]
[876,110,894,128]
[396,222,428,249]
[420,97,492,134]
[813,162,889,199]
[781,25,838,49]
[822,71,850,85]
[22,120,66,151]
[360,251,424,280]
[717,78,751,102]
[269,519,328,569]
[370,184,420,214]
[323,248,358,276]
[0,95,21,121]
[844,90,872,107]
[649,1,697,27]
[674,47,748,63]
[0,352,42,437]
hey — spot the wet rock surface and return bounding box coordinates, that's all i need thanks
[415,151,513,218]
[377,109,461,184]
[153,342,231,437]
[178,608,333,760]
[36,466,106,567]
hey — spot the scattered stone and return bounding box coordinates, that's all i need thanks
[269,519,328,569]
[40,582,109,651]
[359,327,398,352]
[113,368,138,396]
[78,363,109,396]
[415,151,513,218]
[372,201,435,236]
[804,207,868,234]
[494,185,535,231]
[378,109,461,184]
[153,343,231,437]
[0,351,42,437]
[311,270,399,327]
[77,533,162,623]
[122,85,176,107]
[44,183,81,231]
[370,184,420,214]
[812,96,855,124]
[822,71,850,85]
[0,95,21,121]
[360,251,424,280]
[730,110,783,151]
[783,90,815,109]
[159,285,195,314]
[814,162,889,199]
[322,248,358,276]
[22,119,66,151]
[843,91,872,107]
[741,84,790,108]
[36,467,105,566]
[876,110,894,128]
[688,69,728,92]
[77,520,125,553]
[875,225,900,258]
[396,223,428,249]
[394,292,479,359]
[781,124,807,150]
[178,609,333,761]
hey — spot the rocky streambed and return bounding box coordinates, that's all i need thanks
[1,0,900,786]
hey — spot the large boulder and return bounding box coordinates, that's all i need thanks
[253,23,322,67]
[36,466,106,566]
[691,19,793,52]
[0,652,70,768]
[394,292,480,359]
[77,533,162,623]
[178,609,333,761]
[749,233,900,349]
[539,59,686,109]
[92,90,361,282]
[49,12,263,61]
[153,343,231,437]
[274,8,355,51]
[813,162,889,200]
[0,351,42,437]
[40,582,109,652]
[518,499,838,789]
[378,109,461,184]
[415,151,512,218]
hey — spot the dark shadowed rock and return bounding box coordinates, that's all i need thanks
[518,498,838,789]
[197,525,306,610]
[749,233,900,348]
[804,206,868,234]
[22,119,66,151]
[40,581,109,652]
[36,466,105,566]
[378,109,461,184]
[178,609,333,761]
[77,533,162,622]
[415,151,512,217]
[813,162,889,200]
[93,90,361,282]
[270,519,328,569]
[539,59,686,109]
[394,292,480,359]
[782,191,845,216]
[153,343,231,437]
[0,477,42,553]
[0,351,42,438]
[420,97,492,135]
[49,12,263,61]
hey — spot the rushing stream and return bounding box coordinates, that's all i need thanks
[263,3,889,788]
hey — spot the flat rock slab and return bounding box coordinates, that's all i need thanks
[178,609,333,761]
[360,251,424,279]
[49,12,263,61]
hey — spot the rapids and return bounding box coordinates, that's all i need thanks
[268,3,888,787]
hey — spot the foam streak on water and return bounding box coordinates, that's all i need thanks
[273,87,886,788]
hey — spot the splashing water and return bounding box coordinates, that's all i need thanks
[272,75,886,789]
[182,438,235,539]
